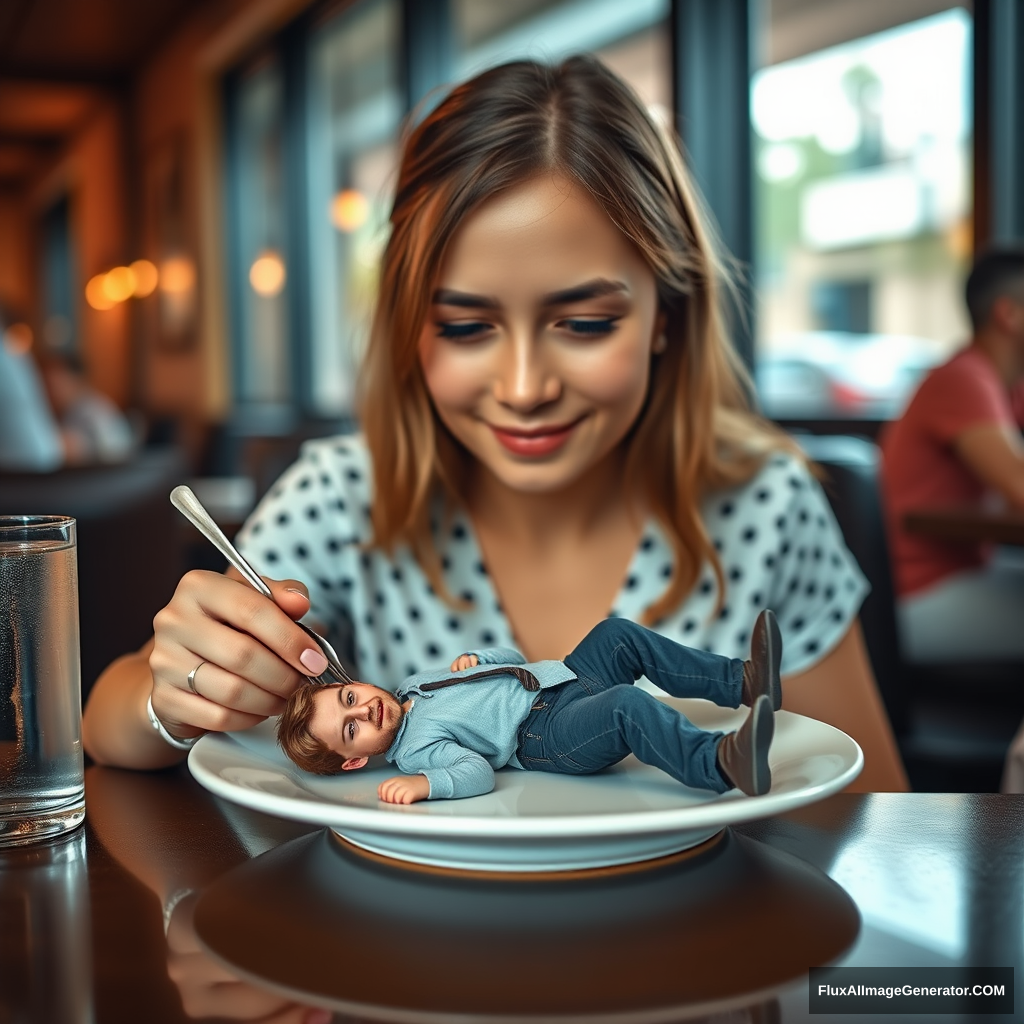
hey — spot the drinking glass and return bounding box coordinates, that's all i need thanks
[0,515,85,846]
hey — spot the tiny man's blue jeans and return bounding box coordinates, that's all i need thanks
[515,618,744,793]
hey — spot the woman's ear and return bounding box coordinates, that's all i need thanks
[342,756,369,771]
[652,311,668,354]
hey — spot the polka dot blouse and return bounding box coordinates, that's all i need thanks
[234,435,868,689]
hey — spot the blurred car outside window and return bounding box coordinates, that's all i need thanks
[752,5,973,422]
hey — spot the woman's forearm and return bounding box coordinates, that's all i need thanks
[83,640,189,770]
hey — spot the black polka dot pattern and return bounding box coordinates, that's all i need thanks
[232,438,866,689]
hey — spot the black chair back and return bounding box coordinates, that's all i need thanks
[796,434,907,735]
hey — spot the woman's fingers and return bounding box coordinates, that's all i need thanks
[176,571,327,678]
[149,570,328,735]
[152,620,293,700]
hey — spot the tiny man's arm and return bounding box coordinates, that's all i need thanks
[378,774,430,804]
[398,740,496,799]
[469,647,526,666]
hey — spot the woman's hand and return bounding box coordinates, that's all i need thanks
[147,569,330,741]
[450,653,479,672]
[378,774,430,804]
[167,895,331,1024]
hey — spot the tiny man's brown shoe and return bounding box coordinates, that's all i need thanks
[717,694,774,796]
[742,608,782,711]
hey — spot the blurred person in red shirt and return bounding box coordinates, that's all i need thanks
[881,247,1024,664]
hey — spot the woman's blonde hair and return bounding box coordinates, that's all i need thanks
[361,55,795,624]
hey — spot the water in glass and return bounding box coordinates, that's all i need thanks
[0,519,85,846]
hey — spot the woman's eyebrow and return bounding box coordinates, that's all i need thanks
[432,279,628,310]
[542,279,628,305]
[432,288,499,309]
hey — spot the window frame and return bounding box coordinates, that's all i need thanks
[221,0,1009,434]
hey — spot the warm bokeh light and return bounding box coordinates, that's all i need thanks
[3,322,33,355]
[330,188,369,233]
[86,274,116,310]
[102,265,136,303]
[160,256,196,295]
[249,250,286,297]
[130,259,159,297]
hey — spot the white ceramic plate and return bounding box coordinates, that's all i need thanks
[189,699,862,872]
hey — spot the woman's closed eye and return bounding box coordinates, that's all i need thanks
[558,316,620,336]
[436,316,621,341]
[436,320,492,341]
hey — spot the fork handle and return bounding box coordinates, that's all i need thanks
[170,485,273,600]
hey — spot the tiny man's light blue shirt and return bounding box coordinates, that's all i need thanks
[385,647,576,800]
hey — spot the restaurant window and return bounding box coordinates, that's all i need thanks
[40,195,78,357]
[453,0,672,113]
[306,0,402,416]
[226,55,292,408]
[752,4,973,421]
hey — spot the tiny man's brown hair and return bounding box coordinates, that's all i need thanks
[277,684,347,775]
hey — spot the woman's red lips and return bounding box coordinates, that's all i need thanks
[489,419,581,456]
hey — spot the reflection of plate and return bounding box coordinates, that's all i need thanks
[195,828,861,1023]
[189,700,862,872]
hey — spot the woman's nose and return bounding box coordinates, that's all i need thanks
[492,335,561,411]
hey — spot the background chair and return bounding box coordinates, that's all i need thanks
[798,433,1024,791]
[795,434,907,736]
[0,447,189,700]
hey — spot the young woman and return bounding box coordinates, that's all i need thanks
[83,56,906,789]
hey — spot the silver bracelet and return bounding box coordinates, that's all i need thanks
[146,694,202,751]
[162,887,197,935]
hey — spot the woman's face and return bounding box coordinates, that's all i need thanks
[418,173,664,495]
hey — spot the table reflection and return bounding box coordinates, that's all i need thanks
[0,827,92,1023]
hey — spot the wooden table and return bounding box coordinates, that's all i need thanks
[904,504,1024,546]
[4,766,1021,1023]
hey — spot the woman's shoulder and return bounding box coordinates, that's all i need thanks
[693,449,866,675]
[273,433,373,519]
[296,433,373,487]
[237,433,374,551]
[702,450,813,522]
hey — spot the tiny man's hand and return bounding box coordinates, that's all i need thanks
[451,653,479,672]
[378,774,430,804]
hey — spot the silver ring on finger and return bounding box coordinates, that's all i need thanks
[187,661,207,697]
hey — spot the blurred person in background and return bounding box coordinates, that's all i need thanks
[38,350,137,465]
[881,247,1024,664]
[0,305,63,471]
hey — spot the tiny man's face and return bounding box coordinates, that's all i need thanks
[308,682,405,767]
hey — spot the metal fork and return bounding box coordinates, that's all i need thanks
[170,485,353,686]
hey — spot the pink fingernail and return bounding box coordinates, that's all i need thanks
[300,648,328,674]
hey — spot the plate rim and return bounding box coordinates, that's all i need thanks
[188,709,863,839]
